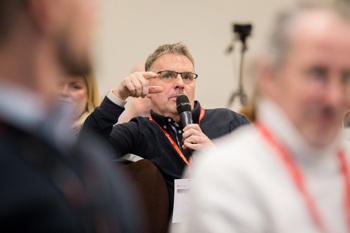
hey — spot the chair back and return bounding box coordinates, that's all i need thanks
[118,159,170,233]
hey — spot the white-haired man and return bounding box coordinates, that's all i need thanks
[180,3,350,233]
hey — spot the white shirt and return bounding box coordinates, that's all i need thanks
[177,98,350,233]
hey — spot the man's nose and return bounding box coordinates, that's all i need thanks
[174,73,185,87]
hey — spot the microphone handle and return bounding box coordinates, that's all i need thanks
[180,111,193,127]
[180,111,194,155]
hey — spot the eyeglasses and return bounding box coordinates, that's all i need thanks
[157,70,198,84]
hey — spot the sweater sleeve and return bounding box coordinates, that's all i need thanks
[80,97,139,158]
[80,97,124,137]
[229,111,251,132]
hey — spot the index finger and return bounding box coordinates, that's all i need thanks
[141,71,159,79]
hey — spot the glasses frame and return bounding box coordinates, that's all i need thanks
[156,70,198,84]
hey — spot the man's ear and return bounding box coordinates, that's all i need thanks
[25,0,63,36]
[256,56,277,99]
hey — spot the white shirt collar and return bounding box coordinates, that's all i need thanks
[0,82,75,146]
[0,83,46,132]
[257,97,341,168]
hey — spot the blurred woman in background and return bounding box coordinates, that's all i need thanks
[57,73,100,134]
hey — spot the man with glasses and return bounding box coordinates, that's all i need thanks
[81,42,249,216]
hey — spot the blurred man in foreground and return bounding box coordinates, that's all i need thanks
[180,3,350,233]
[0,0,140,232]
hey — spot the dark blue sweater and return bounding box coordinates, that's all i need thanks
[81,97,250,214]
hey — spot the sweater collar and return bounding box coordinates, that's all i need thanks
[150,100,201,127]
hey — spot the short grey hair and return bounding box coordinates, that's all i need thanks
[266,1,350,66]
[145,42,195,71]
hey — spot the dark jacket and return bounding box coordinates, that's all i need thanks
[0,117,142,233]
[81,97,250,213]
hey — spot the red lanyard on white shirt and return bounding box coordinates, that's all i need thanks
[256,122,350,233]
[149,107,205,166]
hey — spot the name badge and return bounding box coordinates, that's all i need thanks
[172,179,192,223]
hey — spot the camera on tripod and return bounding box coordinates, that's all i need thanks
[233,24,252,50]
[225,23,253,107]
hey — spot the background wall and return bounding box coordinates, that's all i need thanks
[93,0,297,111]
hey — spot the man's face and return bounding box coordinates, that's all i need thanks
[268,12,350,147]
[149,53,196,122]
[57,0,96,76]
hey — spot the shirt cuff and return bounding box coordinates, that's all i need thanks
[106,89,127,107]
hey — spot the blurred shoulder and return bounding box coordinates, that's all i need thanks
[191,125,262,175]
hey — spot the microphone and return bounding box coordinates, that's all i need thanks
[176,95,193,128]
[176,95,194,154]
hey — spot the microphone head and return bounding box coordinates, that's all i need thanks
[176,95,192,114]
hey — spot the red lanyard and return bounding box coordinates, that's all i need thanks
[149,107,205,165]
[256,122,350,233]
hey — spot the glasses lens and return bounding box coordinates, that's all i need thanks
[159,71,175,82]
[158,71,197,84]
[181,73,196,84]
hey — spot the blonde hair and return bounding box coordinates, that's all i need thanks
[72,72,100,134]
[265,1,350,67]
[84,73,100,114]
